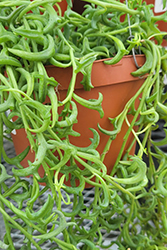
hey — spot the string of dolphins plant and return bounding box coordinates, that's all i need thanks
[0,0,167,249]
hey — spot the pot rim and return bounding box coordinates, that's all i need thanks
[45,54,146,90]
[46,54,145,69]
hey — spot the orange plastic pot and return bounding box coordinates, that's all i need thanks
[12,55,146,187]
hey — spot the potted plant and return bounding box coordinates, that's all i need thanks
[0,0,167,249]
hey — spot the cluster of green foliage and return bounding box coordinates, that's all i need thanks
[0,0,167,249]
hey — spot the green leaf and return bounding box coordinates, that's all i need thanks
[80,239,99,249]
[152,129,167,147]
[163,0,167,9]
[69,128,100,152]
[112,156,147,185]
[66,0,73,8]
[156,102,167,121]
[0,164,12,184]
[72,92,104,118]
[75,54,96,75]
[0,240,9,250]
[34,210,67,239]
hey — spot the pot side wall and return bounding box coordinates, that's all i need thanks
[12,55,146,187]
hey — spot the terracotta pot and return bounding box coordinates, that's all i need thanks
[12,55,146,187]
